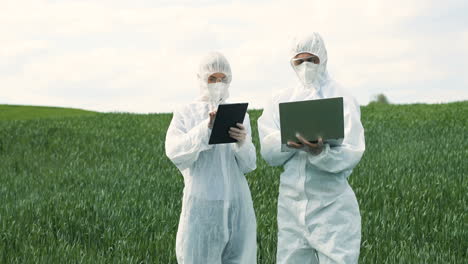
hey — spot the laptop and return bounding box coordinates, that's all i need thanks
[279,97,344,152]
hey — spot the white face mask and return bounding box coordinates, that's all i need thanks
[294,61,320,89]
[207,82,229,105]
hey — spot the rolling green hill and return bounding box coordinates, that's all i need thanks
[0,105,98,121]
[0,102,467,263]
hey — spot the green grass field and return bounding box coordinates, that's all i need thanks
[0,102,467,263]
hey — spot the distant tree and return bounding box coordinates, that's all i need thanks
[370,93,390,104]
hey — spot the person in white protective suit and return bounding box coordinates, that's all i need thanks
[258,32,365,264]
[165,51,257,264]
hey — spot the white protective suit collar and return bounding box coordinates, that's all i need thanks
[196,51,232,109]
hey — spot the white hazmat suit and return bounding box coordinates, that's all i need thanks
[165,52,257,264]
[258,33,365,264]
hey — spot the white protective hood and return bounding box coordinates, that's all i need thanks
[197,51,232,108]
[290,32,331,94]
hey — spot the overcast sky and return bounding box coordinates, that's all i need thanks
[1,0,467,113]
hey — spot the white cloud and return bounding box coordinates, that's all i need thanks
[0,0,467,113]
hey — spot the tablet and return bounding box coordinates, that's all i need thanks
[279,97,344,152]
[209,103,249,145]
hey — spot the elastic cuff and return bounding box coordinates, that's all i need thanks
[232,139,249,154]
[307,143,330,163]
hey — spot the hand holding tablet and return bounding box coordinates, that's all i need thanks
[208,103,249,145]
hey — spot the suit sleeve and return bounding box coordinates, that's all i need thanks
[231,113,257,174]
[258,97,297,167]
[165,109,213,171]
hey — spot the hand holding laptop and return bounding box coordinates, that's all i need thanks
[287,133,324,155]
[279,97,345,152]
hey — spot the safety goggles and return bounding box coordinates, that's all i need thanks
[291,55,320,66]
[208,75,228,83]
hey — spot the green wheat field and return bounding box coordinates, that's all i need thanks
[0,102,467,263]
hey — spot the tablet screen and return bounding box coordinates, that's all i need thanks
[209,103,249,145]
